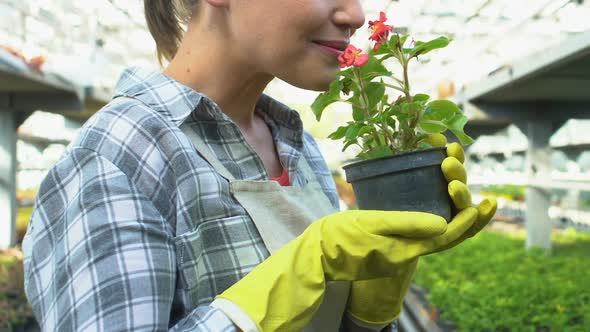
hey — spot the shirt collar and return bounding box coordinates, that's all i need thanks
[112,67,304,138]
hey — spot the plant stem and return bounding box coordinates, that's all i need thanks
[354,67,384,147]
[392,76,405,86]
[401,61,412,102]
[382,82,405,93]
[399,46,417,150]
[376,101,397,150]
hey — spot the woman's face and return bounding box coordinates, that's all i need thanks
[229,0,366,91]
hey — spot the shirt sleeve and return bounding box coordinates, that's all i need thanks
[22,148,237,332]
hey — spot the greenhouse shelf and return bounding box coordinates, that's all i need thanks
[17,133,70,147]
[0,55,109,250]
[469,173,590,192]
[457,30,590,250]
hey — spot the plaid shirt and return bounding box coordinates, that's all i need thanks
[22,67,398,331]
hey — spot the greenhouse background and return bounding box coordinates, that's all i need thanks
[1,0,589,330]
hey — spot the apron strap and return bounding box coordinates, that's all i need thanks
[179,122,237,181]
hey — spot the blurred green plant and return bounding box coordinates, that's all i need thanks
[16,206,33,243]
[414,228,590,331]
[0,251,34,328]
[481,184,527,201]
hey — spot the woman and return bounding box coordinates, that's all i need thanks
[23,0,496,331]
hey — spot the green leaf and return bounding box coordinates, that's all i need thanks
[366,146,394,159]
[365,82,385,112]
[418,112,474,144]
[386,34,409,52]
[311,79,343,121]
[402,101,427,112]
[394,94,430,105]
[342,139,357,152]
[444,114,474,145]
[352,105,364,121]
[345,123,363,140]
[347,94,364,121]
[359,56,392,81]
[328,125,348,140]
[424,99,462,120]
[358,125,374,137]
[420,99,461,132]
[341,77,354,96]
[408,36,451,58]
[386,116,397,128]
[413,94,431,102]
[338,67,355,80]
[417,141,434,150]
[419,120,446,133]
[371,41,391,55]
[363,135,375,146]
[399,34,410,48]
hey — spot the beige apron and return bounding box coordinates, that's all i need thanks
[181,123,351,332]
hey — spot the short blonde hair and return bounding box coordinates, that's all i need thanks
[144,0,196,64]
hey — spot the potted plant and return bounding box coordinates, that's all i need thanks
[312,11,473,221]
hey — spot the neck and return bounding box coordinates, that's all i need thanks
[163,23,274,129]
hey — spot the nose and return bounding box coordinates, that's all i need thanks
[333,0,366,36]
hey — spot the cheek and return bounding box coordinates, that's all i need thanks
[235,1,337,89]
[278,48,341,91]
[251,2,326,50]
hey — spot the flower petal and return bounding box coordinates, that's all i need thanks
[354,54,369,67]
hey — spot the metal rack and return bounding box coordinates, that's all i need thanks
[456,30,590,250]
[0,57,108,250]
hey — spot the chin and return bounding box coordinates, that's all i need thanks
[291,74,336,92]
[303,80,332,92]
[279,61,339,91]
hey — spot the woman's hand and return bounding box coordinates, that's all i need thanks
[344,140,498,329]
[212,194,478,331]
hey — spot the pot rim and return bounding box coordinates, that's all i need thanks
[342,147,447,183]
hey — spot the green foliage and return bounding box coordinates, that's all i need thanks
[405,36,451,58]
[0,252,33,327]
[419,100,473,145]
[311,80,343,121]
[482,185,527,201]
[312,33,473,159]
[414,229,590,331]
[16,206,33,242]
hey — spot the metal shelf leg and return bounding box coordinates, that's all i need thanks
[0,110,17,250]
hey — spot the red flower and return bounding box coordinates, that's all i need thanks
[368,11,394,51]
[338,45,369,68]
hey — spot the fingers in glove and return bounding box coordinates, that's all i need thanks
[442,157,467,184]
[465,197,498,238]
[430,207,477,249]
[420,133,448,148]
[446,142,465,163]
[429,198,498,252]
[344,210,448,238]
[448,180,472,210]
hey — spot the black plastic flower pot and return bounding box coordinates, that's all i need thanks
[342,147,452,222]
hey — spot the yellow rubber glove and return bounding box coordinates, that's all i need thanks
[345,136,498,328]
[215,207,479,331]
